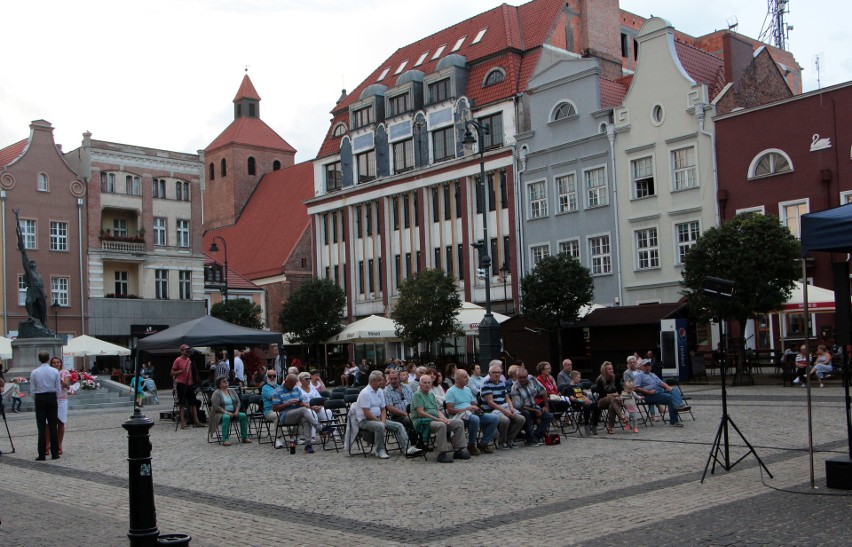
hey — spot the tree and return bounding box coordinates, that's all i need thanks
[392,268,463,356]
[279,278,346,362]
[210,298,263,329]
[681,213,800,383]
[521,253,594,359]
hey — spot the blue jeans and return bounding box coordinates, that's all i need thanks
[466,411,499,445]
[520,409,553,441]
[643,391,681,424]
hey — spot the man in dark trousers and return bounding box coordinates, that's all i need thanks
[29,351,61,460]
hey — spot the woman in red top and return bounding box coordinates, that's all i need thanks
[536,361,568,414]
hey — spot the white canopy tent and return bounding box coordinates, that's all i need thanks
[63,335,131,357]
[782,281,840,312]
[456,302,511,335]
[0,336,12,359]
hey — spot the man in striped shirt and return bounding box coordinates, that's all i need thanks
[480,360,525,449]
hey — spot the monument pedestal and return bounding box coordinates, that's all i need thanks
[8,337,63,376]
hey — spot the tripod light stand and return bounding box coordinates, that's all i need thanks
[700,276,772,482]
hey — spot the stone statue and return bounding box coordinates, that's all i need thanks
[13,209,52,337]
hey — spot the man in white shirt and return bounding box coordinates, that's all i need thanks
[29,351,61,460]
[233,350,245,385]
[355,371,419,459]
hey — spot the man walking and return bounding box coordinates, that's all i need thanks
[30,351,60,460]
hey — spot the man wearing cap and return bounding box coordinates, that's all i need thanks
[171,344,202,429]
[633,360,689,427]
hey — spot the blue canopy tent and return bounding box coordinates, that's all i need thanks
[800,203,852,489]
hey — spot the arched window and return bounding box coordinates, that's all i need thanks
[332,123,347,137]
[552,101,577,121]
[248,157,256,176]
[749,149,793,179]
[483,68,506,87]
[272,160,281,171]
[209,162,215,180]
[37,173,48,191]
[221,158,227,177]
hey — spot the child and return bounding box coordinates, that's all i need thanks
[143,375,160,404]
[4,380,24,412]
[567,370,600,435]
[620,380,642,433]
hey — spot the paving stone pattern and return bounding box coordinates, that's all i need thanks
[0,384,850,546]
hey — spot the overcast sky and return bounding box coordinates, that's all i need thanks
[1,0,847,163]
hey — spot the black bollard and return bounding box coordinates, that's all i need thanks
[123,408,159,547]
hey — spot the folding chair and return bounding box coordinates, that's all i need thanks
[343,393,359,411]
[320,399,347,452]
[208,411,241,444]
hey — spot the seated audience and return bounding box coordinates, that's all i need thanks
[633,360,688,427]
[510,367,552,446]
[480,360,526,449]
[209,375,251,446]
[410,374,468,463]
[445,369,498,455]
[356,371,420,459]
[565,370,601,435]
[595,361,628,433]
[270,374,321,453]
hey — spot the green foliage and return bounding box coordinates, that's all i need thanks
[210,298,263,329]
[392,268,463,348]
[521,253,595,333]
[279,278,346,346]
[681,213,800,323]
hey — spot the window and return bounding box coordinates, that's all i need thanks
[451,36,466,52]
[153,179,166,198]
[457,243,465,281]
[428,79,451,104]
[621,32,629,57]
[393,139,414,173]
[50,221,68,251]
[553,102,577,121]
[431,45,446,60]
[365,203,373,236]
[631,157,655,198]
[530,244,550,267]
[248,157,256,176]
[353,106,373,129]
[273,160,281,171]
[388,93,410,116]
[394,60,408,75]
[675,221,700,264]
[635,228,660,270]
[325,161,343,192]
[221,158,227,177]
[528,181,548,219]
[736,206,765,216]
[750,150,792,178]
[153,217,167,246]
[19,219,36,249]
[18,275,26,305]
[179,271,192,300]
[115,271,128,296]
[37,173,48,191]
[672,147,697,190]
[126,175,141,195]
[484,69,505,87]
[651,104,665,125]
[445,245,454,277]
[155,269,168,299]
[357,150,376,182]
[180,181,190,201]
[432,127,455,162]
[443,184,452,220]
[841,191,852,204]
[472,28,487,44]
[559,239,580,260]
[355,206,363,238]
[177,219,190,247]
[780,200,809,239]
[589,235,611,275]
[585,167,608,208]
[51,277,69,307]
[113,219,128,238]
[415,51,429,66]
[377,67,390,81]
[332,124,347,137]
[101,172,116,193]
[209,162,214,180]
[556,174,577,213]
[479,113,503,148]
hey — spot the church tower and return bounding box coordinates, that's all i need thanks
[203,73,296,229]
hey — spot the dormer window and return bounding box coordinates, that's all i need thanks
[388,93,410,117]
[428,78,451,104]
[353,106,374,129]
[332,123,347,137]
[483,68,505,87]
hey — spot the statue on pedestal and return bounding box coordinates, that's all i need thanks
[13,209,53,338]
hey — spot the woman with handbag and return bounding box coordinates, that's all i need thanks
[209,376,251,446]
[535,361,568,414]
[594,361,629,434]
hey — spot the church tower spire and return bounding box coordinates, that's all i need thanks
[233,72,261,120]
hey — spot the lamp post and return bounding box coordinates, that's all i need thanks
[462,120,500,365]
[50,299,60,335]
[209,236,229,300]
[499,262,510,314]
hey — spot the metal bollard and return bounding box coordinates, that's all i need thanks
[123,408,159,547]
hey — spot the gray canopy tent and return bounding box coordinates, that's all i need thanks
[136,315,281,350]
[800,203,852,489]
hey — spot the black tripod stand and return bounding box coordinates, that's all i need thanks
[700,277,771,482]
[0,399,15,456]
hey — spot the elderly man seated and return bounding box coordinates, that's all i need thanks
[270,373,321,453]
[383,370,415,438]
[510,366,552,446]
[356,371,421,459]
[480,360,526,449]
[445,369,499,455]
[411,374,469,463]
[633,360,689,427]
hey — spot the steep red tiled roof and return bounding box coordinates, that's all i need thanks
[205,117,296,154]
[318,0,565,158]
[0,139,27,168]
[203,161,314,280]
[233,74,261,102]
[674,41,726,99]
[203,256,262,290]
[600,78,629,109]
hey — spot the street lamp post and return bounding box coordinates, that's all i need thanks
[209,236,229,300]
[500,262,510,314]
[462,120,501,365]
[50,300,60,335]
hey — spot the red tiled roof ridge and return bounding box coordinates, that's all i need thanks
[0,138,28,169]
[233,74,261,102]
[205,117,296,154]
[673,38,723,61]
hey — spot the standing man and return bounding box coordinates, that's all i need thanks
[233,350,246,386]
[30,351,60,460]
[171,344,202,429]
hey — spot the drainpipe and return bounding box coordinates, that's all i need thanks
[695,102,720,227]
[607,123,624,306]
[78,197,85,334]
[1,190,7,333]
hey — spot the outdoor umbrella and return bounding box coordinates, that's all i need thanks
[456,302,510,335]
[63,335,131,357]
[326,315,401,344]
[0,336,12,359]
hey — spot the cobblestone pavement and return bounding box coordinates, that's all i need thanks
[1,383,851,546]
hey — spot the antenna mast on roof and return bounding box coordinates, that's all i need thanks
[814,54,822,90]
[759,0,793,50]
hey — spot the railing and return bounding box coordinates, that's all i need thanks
[102,240,145,253]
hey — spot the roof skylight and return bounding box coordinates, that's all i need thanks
[394,60,409,75]
[431,45,446,60]
[472,28,487,44]
[415,51,429,66]
[451,37,466,52]
[377,67,390,81]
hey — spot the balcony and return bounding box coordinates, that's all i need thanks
[100,231,145,254]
